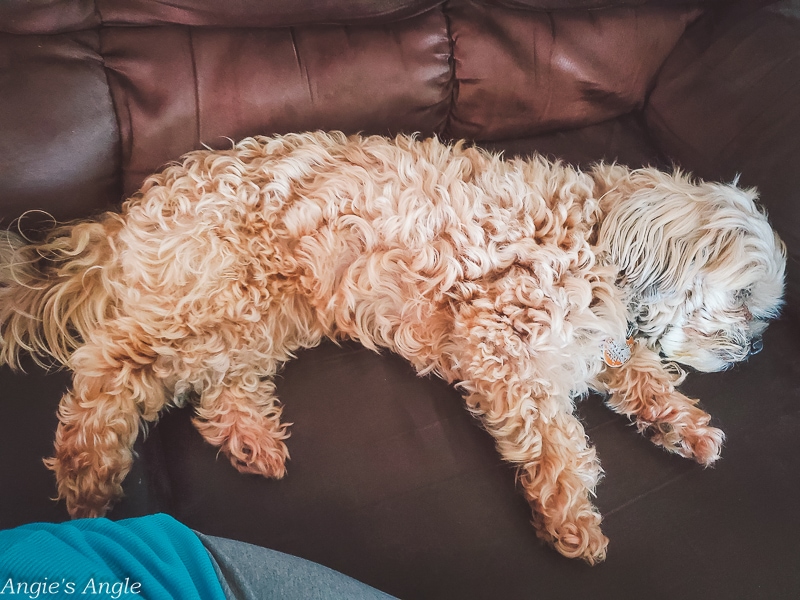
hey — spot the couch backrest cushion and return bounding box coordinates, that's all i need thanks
[103,10,453,196]
[97,0,441,28]
[447,3,698,140]
[0,0,700,221]
[0,30,120,225]
[0,0,714,34]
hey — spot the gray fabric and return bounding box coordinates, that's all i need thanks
[196,532,396,600]
[766,0,800,19]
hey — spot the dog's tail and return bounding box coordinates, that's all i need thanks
[0,217,121,370]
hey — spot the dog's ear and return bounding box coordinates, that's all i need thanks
[595,168,785,312]
[594,168,719,302]
[590,163,638,214]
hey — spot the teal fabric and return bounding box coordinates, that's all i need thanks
[0,513,226,600]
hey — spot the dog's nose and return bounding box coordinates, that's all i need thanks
[750,336,764,355]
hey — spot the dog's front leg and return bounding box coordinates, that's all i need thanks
[450,304,607,564]
[597,343,725,466]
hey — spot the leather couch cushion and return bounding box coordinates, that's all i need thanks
[492,0,729,8]
[0,0,720,34]
[481,113,664,167]
[143,317,800,600]
[0,0,97,35]
[0,31,120,226]
[97,0,441,27]
[446,3,700,140]
[1,2,700,210]
[103,9,452,196]
[103,3,697,196]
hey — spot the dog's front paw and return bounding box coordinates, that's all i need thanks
[678,423,725,467]
[651,421,725,467]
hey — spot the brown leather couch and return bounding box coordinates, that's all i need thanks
[2,1,799,598]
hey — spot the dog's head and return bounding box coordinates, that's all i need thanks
[594,166,786,372]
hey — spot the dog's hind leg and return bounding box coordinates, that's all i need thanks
[45,338,164,519]
[597,343,725,466]
[450,302,608,564]
[192,376,290,479]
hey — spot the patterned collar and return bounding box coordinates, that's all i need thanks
[602,322,636,368]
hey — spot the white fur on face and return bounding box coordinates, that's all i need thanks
[596,167,786,372]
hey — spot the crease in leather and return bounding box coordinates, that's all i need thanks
[188,26,202,148]
[289,28,315,105]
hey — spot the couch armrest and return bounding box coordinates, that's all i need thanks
[645,1,800,316]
